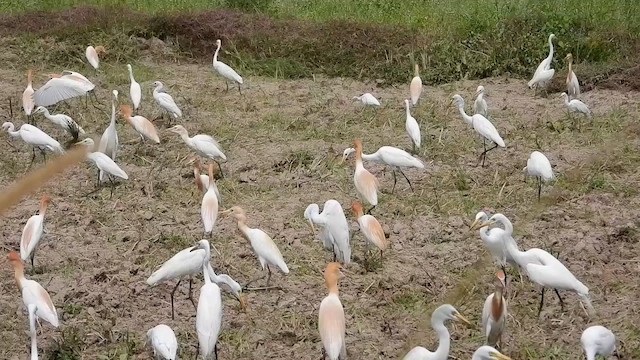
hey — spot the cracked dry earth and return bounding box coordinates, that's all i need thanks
[0,60,639,359]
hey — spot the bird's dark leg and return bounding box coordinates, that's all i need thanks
[266,265,272,286]
[28,148,37,169]
[391,170,398,194]
[482,138,487,167]
[30,248,36,269]
[41,149,47,163]
[214,343,219,360]
[188,276,196,309]
[537,286,546,318]
[537,176,542,202]
[399,169,414,192]
[501,264,507,288]
[553,289,564,310]
[225,81,229,92]
[237,82,242,95]
[322,347,327,360]
[170,279,182,320]
[196,343,200,359]
[215,160,224,178]
[332,245,337,262]
[366,205,376,215]
[96,170,101,188]
[108,176,115,199]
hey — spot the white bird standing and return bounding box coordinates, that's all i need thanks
[213,39,243,93]
[20,195,52,269]
[193,241,223,360]
[127,64,142,110]
[85,45,106,70]
[481,271,507,348]
[201,163,219,236]
[318,262,346,360]
[404,99,421,153]
[561,92,592,118]
[402,304,471,360]
[223,206,289,286]
[119,105,160,145]
[191,158,222,206]
[353,93,380,107]
[342,145,424,193]
[22,69,35,123]
[470,211,518,278]
[528,34,556,92]
[8,252,59,328]
[409,64,422,106]
[34,106,85,140]
[581,325,618,360]
[169,125,227,176]
[34,71,96,107]
[98,90,119,183]
[523,151,554,201]
[351,201,389,261]
[28,303,38,360]
[147,324,178,360]
[2,122,64,165]
[471,346,512,360]
[351,139,379,213]
[565,53,581,99]
[474,85,488,117]
[304,200,351,265]
[452,94,505,167]
[76,138,128,197]
[153,81,182,123]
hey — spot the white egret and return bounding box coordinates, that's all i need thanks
[351,139,379,213]
[481,271,507,348]
[201,163,219,236]
[22,69,35,123]
[147,324,178,360]
[213,39,243,93]
[560,92,592,118]
[8,252,59,327]
[564,53,580,99]
[452,94,505,167]
[474,85,488,117]
[169,125,227,177]
[318,262,346,360]
[470,211,519,279]
[28,303,38,360]
[34,71,96,107]
[304,200,351,265]
[223,206,289,286]
[2,122,64,165]
[98,90,119,183]
[206,262,246,310]
[523,151,554,201]
[353,93,380,107]
[127,64,142,110]
[581,325,618,360]
[76,138,128,197]
[191,158,222,204]
[402,304,471,360]
[342,145,424,193]
[118,105,160,145]
[410,64,422,106]
[351,201,389,260]
[195,249,223,360]
[153,81,182,124]
[404,99,421,152]
[34,106,85,140]
[528,34,556,92]
[20,195,52,268]
[472,346,512,360]
[85,45,106,70]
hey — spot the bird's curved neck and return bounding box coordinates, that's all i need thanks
[128,67,135,81]
[27,73,33,87]
[12,264,25,290]
[547,37,554,60]
[405,102,411,116]
[236,217,250,237]
[180,132,192,143]
[491,289,504,318]
[503,236,523,264]
[457,105,473,125]
[110,100,117,126]
[414,64,420,77]
[325,274,339,295]
[430,320,451,359]
[202,263,212,285]
[214,43,221,63]
[38,202,48,216]
[567,59,573,75]
[563,96,570,106]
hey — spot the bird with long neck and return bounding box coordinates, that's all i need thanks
[564,53,581,99]
[20,194,52,269]
[23,69,35,123]
[482,271,507,348]
[352,139,379,214]
[318,262,346,360]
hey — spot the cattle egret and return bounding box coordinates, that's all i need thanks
[169,125,227,177]
[470,211,519,281]
[528,34,556,92]
[22,69,35,123]
[342,145,424,193]
[318,262,346,360]
[7,252,59,327]
[481,271,507,348]
[201,163,219,236]
[34,106,85,140]
[85,45,106,70]
[452,94,505,167]
[474,85,488,117]
[34,71,96,107]
[581,325,618,360]
[213,39,243,93]
[353,93,380,107]
[20,195,52,268]
[404,99,421,153]
[560,92,592,118]
[523,151,554,201]
[28,303,38,360]
[2,122,64,165]
[472,346,512,360]
[76,138,128,197]
[191,158,222,204]
[127,64,142,110]
[304,200,351,265]
[351,201,388,260]
[98,90,119,183]
[153,81,182,124]
[564,53,580,99]
[147,324,178,360]
[193,242,223,360]
[410,64,422,106]
[119,105,160,145]
[223,206,289,286]
[402,304,471,360]
[351,139,379,213]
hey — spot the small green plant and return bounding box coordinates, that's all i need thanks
[48,327,85,360]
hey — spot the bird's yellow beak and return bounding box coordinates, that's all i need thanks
[469,219,480,231]
[220,208,231,215]
[474,90,481,97]
[238,294,248,312]
[490,351,512,360]
[308,221,316,235]
[453,312,471,326]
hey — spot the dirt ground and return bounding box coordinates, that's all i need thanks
[0,41,639,360]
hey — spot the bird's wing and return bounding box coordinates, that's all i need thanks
[354,168,379,205]
[406,116,421,147]
[473,115,505,147]
[23,280,58,327]
[573,100,591,114]
[212,272,242,297]
[201,190,219,233]
[86,46,99,69]
[248,229,289,273]
[318,295,346,360]
[20,215,42,260]
[99,125,118,159]
[529,152,554,180]
[132,116,160,143]
[326,208,351,265]
[150,326,178,359]
[156,92,182,116]
[481,294,492,334]
[34,78,87,106]
[90,153,128,179]
[359,215,388,250]
[192,135,226,160]
[214,61,243,83]
[130,82,142,109]
[146,248,205,285]
[380,147,424,168]
[19,126,63,152]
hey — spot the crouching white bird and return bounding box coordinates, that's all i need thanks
[147,324,177,360]
[8,252,59,328]
[351,139,379,213]
[472,346,512,360]
[581,325,618,360]
[76,138,128,197]
[119,105,160,145]
[524,151,554,201]
[213,39,243,93]
[2,122,64,164]
[127,64,142,110]
[353,93,380,107]
[474,85,488,117]
[560,92,592,118]
[153,81,182,123]
[318,262,346,360]
[304,200,351,265]
[20,195,52,268]
[201,163,219,236]
[481,271,507,348]
[404,99,421,152]
[169,125,227,177]
[223,206,289,286]
[34,106,85,140]
[193,241,223,360]
[528,34,556,92]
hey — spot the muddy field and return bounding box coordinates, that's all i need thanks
[0,39,640,360]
